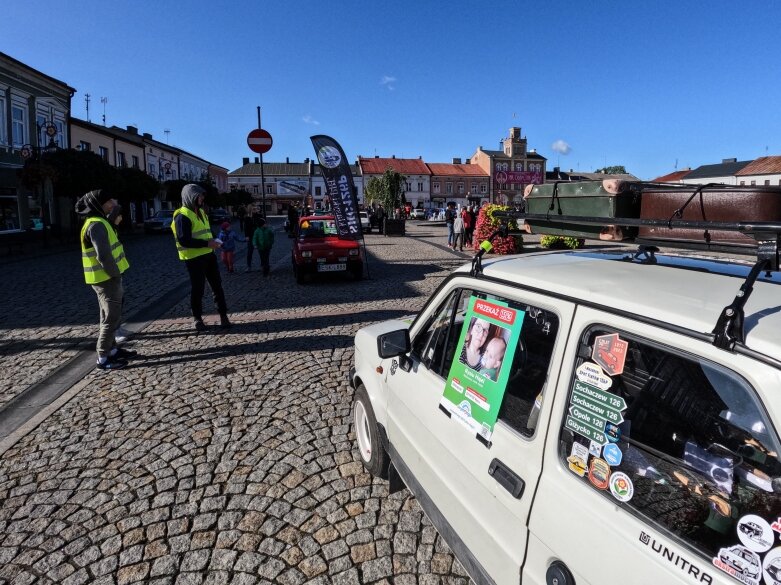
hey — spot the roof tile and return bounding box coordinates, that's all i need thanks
[735,156,781,176]
[358,157,431,175]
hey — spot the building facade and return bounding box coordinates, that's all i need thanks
[735,156,781,187]
[469,127,546,205]
[426,159,489,209]
[358,156,431,210]
[0,51,74,233]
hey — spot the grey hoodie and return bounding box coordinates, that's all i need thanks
[181,184,206,210]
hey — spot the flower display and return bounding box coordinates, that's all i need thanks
[472,204,523,255]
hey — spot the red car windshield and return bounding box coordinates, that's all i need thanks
[299,219,338,238]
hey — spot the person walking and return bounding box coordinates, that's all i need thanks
[452,213,465,251]
[461,206,473,249]
[375,205,386,234]
[217,221,244,273]
[172,184,231,331]
[445,202,457,248]
[252,217,275,277]
[467,205,477,246]
[75,189,136,370]
[242,210,258,271]
[287,204,299,238]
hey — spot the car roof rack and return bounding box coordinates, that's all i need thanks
[490,199,781,352]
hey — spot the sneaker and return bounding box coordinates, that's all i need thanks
[96,357,128,371]
[115,327,131,344]
[111,347,138,360]
[194,319,207,332]
[220,315,232,329]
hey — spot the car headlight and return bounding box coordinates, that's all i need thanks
[301,251,312,258]
[348,249,359,256]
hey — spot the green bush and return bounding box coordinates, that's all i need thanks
[540,235,584,250]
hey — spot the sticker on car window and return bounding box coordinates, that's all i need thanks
[713,544,761,584]
[575,362,613,390]
[440,296,524,442]
[736,515,774,553]
[565,377,627,446]
[762,547,781,585]
[567,442,589,478]
[592,333,628,376]
[609,472,633,502]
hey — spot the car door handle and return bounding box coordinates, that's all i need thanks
[488,458,525,499]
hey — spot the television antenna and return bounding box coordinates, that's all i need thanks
[84,94,91,122]
[164,129,171,144]
[100,97,108,126]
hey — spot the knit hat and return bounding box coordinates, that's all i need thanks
[221,221,230,230]
[74,189,114,216]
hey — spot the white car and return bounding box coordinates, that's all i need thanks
[359,210,371,233]
[410,208,425,220]
[350,184,781,585]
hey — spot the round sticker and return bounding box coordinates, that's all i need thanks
[763,547,781,585]
[609,472,634,502]
[736,514,774,553]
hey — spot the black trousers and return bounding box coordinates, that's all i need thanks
[185,253,228,319]
[259,249,271,275]
[246,240,255,268]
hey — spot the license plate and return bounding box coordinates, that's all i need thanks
[317,263,347,272]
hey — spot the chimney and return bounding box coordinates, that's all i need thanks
[286,157,289,163]
[304,157,309,164]
[391,155,396,159]
[242,157,249,165]
[143,132,152,139]
[126,125,138,135]
[452,158,462,164]
[254,157,259,164]
[374,155,379,158]
[722,158,737,163]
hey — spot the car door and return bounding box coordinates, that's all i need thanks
[525,306,781,585]
[386,276,576,585]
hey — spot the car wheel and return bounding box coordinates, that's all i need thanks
[353,384,389,478]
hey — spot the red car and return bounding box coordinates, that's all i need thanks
[291,215,363,283]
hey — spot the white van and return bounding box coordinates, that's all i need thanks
[350,197,781,585]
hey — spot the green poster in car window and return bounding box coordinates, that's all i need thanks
[440,296,524,441]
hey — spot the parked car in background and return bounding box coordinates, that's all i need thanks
[144,210,175,233]
[208,208,231,225]
[359,211,371,233]
[410,208,425,220]
[292,215,362,283]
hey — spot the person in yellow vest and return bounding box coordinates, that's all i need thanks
[75,189,137,370]
[172,184,230,331]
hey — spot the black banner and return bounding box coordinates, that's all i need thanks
[310,135,360,238]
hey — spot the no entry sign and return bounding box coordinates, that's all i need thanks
[247,128,273,154]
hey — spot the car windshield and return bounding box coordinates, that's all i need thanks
[300,219,338,237]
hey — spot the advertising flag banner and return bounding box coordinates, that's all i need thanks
[440,296,524,441]
[310,135,360,238]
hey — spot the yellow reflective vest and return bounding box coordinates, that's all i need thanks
[172,207,213,260]
[80,216,129,284]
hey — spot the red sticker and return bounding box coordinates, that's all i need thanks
[592,334,628,376]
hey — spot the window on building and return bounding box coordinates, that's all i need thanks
[458,182,464,194]
[559,327,781,563]
[132,155,139,169]
[54,119,65,148]
[253,186,258,194]
[117,152,126,167]
[315,186,322,196]
[739,181,745,186]
[11,103,27,147]
[765,180,770,186]
[751,180,756,186]
[36,113,47,146]
[446,182,453,194]
[78,141,90,152]
[433,182,440,194]
[481,184,487,194]
[99,146,109,162]
[0,97,6,145]
[265,184,272,194]
[406,181,412,191]
[515,162,523,171]
[418,182,423,191]
[149,163,156,176]
[0,196,21,232]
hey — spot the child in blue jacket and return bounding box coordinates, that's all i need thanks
[217,221,244,273]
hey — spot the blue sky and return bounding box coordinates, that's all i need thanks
[4,1,781,180]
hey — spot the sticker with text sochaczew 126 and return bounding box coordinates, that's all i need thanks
[713,544,761,585]
[566,368,626,448]
[440,296,524,442]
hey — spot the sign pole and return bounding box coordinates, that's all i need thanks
[258,106,267,218]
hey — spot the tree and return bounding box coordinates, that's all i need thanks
[225,188,253,208]
[367,168,406,211]
[594,165,627,175]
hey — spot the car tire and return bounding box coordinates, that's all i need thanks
[353,384,389,478]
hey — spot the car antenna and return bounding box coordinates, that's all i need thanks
[471,224,509,277]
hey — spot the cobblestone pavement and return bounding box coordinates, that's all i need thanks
[0,220,482,584]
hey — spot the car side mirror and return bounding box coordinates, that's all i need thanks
[377,329,411,359]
